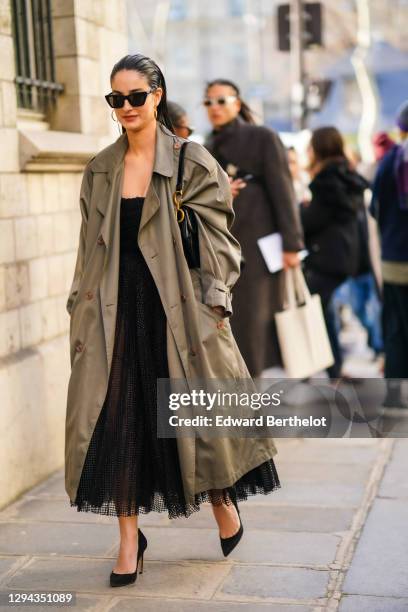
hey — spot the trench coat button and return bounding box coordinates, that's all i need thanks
[189,348,197,357]
[173,141,181,150]
[97,235,104,245]
[85,291,93,300]
[172,236,176,246]
[180,293,187,302]
[75,341,84,353]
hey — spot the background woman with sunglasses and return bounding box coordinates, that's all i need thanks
[65,54,282,588]
[204,79,304,378]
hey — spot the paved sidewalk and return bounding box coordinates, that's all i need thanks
[1,436,406,611]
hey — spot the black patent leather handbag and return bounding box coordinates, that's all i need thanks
[172,141,201,269]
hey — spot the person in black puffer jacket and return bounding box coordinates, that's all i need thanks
[300,126,369,379]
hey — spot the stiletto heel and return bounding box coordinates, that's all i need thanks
[110,527,148,587]
[138,552,144,574]
[219,493,244,557]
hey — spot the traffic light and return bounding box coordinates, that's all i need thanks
[277,2,323,52]
[306,79,332,112]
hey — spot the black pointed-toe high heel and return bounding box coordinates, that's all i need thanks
[110,528,148,587]
[220,494,244,557]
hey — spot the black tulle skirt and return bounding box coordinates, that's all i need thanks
[70,196,281,518]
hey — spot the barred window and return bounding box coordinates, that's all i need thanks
[11,0,64,114]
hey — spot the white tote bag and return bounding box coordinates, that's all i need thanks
[275,267,334,378]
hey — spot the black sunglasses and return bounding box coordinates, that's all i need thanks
[105,89,155,109]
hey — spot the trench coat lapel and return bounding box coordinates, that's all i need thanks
[94,125,175,244]
[95,124,176,372]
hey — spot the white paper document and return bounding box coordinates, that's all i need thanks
[257,232,308,273]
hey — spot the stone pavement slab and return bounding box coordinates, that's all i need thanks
[1,498,115,525]
[1,496,169,527]
[169,503,354,533]
[246,480,366,507]
[0,522,118,556]
[339,594,408,611]
[215,564,329,601]
[121,526,339,566]
[4,557,231,599]
[341,498,408,597]
[24,470,67,498]
[108,596,318,611]
[0,557,21,579]
[341,439,408,601]
[277,460,372,484]
[378,438,408,499]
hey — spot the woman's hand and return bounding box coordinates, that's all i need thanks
[211,305,225,317]
[228,177,247,199]
[282,251,300,270]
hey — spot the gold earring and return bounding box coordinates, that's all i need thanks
[111,110,122,135]
[154,107,158,120]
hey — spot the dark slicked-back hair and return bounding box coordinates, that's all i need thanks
[205,78,256,125]
[110,53,174,134]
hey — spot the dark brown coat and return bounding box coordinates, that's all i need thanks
[205,117,304,376]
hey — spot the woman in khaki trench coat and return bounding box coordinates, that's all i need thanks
[65,54,281,586]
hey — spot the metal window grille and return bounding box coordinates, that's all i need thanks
[11,0,64,114]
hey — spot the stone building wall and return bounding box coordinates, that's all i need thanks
[0,0,127,509]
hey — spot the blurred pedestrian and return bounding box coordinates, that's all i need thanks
[203,78,304,377]
[373,132,395,163]
[286,146,310,204]
[300,127,368,380]
[370,101,408,415]
[333,141,383,361]
[359,132,395,184]
[167,100,195,139]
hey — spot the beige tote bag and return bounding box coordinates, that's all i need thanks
[275,267,334,378]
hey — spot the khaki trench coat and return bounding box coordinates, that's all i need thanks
[65,122,278,506]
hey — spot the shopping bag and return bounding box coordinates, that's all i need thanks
[275,266,334,378]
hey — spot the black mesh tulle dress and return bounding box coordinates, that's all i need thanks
[71,196,281,518]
